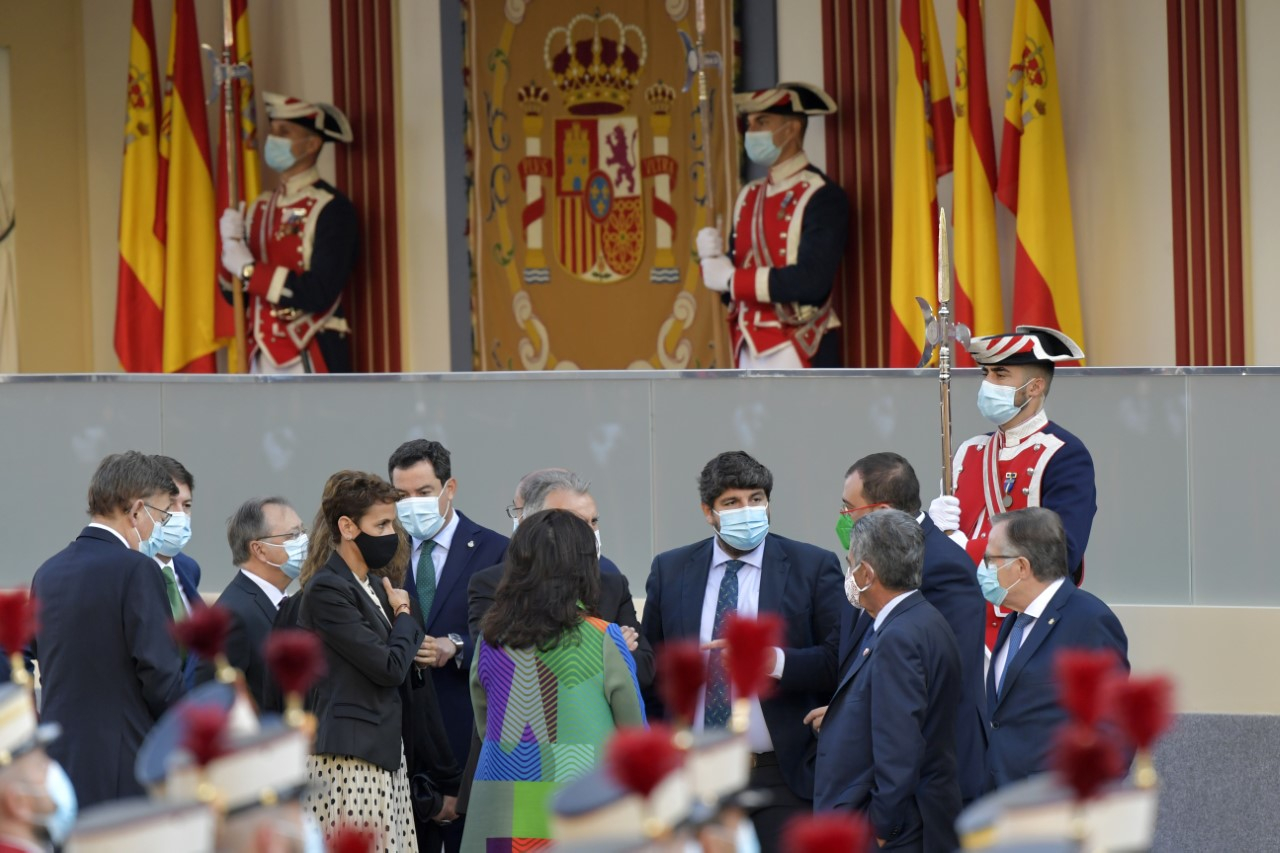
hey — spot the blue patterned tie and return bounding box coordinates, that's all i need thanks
[704,559,743,729]
[416,541,437,622]
[998,612,1033,695]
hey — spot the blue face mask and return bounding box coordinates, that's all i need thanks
[264,134,298,172]
[156,511,192,558]
[38,760,78,847]
[744,130,782,166]
[136,506,167,558]
[714,504,770,551]
[260,533,309,580]
[977,379,1033,426]
[977,557,1022,606]
[397,491,451,541]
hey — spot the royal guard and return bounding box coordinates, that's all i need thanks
[220,92,358,374]
[696,82,850,369]
[928,326,1097,650]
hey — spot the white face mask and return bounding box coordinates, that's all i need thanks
[844,563,873,609]
[594,528,602,559]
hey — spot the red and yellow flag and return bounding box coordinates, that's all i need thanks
[157,0,219,373]
[954,0,1003,345]
[888,0,955,366]
[114,0,166,372]
[997,0,1084,355]
[214,0,259,373]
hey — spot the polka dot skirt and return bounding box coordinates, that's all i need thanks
[305,747,419,852]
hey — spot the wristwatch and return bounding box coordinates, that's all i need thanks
[447,633,465,668]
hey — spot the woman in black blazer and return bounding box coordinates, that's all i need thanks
[300,470,426,852]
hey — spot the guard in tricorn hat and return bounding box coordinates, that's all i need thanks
[219,92,359,374]
[696,82,849,369]
[926,325,1097,650]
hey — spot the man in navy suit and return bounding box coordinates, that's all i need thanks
[30,451,185,807]
[153,456,205,688]
[814,509,963,852]
[984,507,1128,790]
[835,453,987,803]
[388,439,508,853]
[641,451,843,853]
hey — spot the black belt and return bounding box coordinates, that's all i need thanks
[750,751,778,768]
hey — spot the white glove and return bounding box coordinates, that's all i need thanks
[928,494,962,534]
[696,226,725,260]
[220,238,254,278]
[219,202,246,243]
[700,255,734,293]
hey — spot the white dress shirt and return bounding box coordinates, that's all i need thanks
[410,509,460,589]
[88,521,130,547]
[694,538,785,753]
[239,568,287,609]
[991,577,1066,689]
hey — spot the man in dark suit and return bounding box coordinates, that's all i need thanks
[468,468,653,686]
[153,456,205,689]
[388,439,508,853]
[641,451,843,853]
[836,452,987,803]
[202,496,306,709]
[984,507,1129,790]
[30,451,185,807]
[814,510,963,851]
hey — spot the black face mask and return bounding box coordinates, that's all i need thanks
[354,530,400,570]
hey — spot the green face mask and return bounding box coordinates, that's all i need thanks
[836,514,853,551]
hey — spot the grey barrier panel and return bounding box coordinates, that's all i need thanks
[0,369,1271,606]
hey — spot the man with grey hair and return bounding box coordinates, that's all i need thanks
[984,507,1128,789]
[199,497,307,710]
[813,509,963,851]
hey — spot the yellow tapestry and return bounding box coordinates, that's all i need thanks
[466,0,739,370]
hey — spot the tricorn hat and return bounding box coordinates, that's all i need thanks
[733,81,837,116]
[264,92,353,144]
[968,325,1084,366]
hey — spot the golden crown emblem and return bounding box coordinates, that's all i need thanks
[516,82,550,115]
[543,12,648,116]
[645,81,676,115]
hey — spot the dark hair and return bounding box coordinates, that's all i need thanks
[698,451,773,507]
[227,497,293,566]
[1027,363,1054,396]
[846,452,922,516]
[87,451,176,517]
[154,455,195,491]
[387,439,451,483]
[320,470,405,544]
[993,507,1069,582]
[481,510,600,651]
[849,509,925,592]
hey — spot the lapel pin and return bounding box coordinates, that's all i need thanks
[467,540,475,548]
[1048,618,1056,625]
[862,648,871,657]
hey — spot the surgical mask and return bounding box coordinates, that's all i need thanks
[594,528,603,559]
[397,493,451,541]
[744,130,782,166]
[264,134,298,172]
[845,564,873,609]
[977,379,1033,426]
[136,506,167,558]
[34,760,77,847]
[714,505,770,552]
[836,514,853,552]
[156,511,192,558]
[354,530,400,570]
[261,533,309,580]
[512,515,520,533]
[977,558,1022,606]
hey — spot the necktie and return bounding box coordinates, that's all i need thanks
[159,563,185,621]
[704,559,743,729]
[997,612,1033,695]
[416,540,437,622]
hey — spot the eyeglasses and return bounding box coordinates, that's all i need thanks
[505,503,523,519]
[144,504,174,527]
[839,502,891,517]
[261,528,307,541]
[984,554,1020,566]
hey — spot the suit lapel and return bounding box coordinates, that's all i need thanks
[679,540,713,638]
[838,608,871,672]
[757,534,792,619]
[234,572,278,624]
[425,511,479,629]
[835,617,877,695]
[994,583,1073,708]
[331,555,391,639]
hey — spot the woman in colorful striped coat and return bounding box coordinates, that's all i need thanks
[462,509,645,852]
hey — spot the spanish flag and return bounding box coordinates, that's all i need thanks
[214,0,259,373]
[157,0,220,373]
[953,0,1003,346]
[888,0,955,366]
[114,0,166,372]
[997,0,1084,356]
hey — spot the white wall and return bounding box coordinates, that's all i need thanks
[776,0,828,172]
[1244,0,1279,364]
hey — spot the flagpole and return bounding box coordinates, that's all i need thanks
[221,0,247,373]
[694,0,731,368]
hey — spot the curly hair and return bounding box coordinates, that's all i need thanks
[697,451,773,507]
[480,509,600,652]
